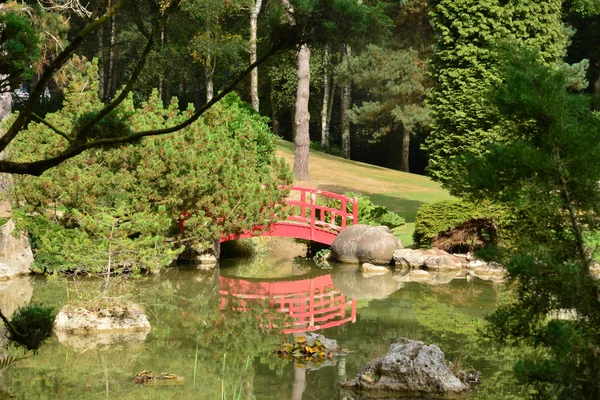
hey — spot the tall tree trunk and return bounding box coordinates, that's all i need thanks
[98,25,105,101]
[0,5,10,133]
[105,9,116,102]
[270,78,280,136]
[291,365,306,400]
[0,4,13,208]
[165,74,171,103]
[321,44,331,146]
[193,74,201,110]
[340,45,352,159]
[401,127,410,172]
[281,0,310,179]
[249,0,263,112]
[339,0,361,157]
[159,23,165,103]
[326,82,335,139]
[205,59,214,102]
[293,44,311,180]
[290,105,296,141]
[179,78,185,98]
[204,22,214,102]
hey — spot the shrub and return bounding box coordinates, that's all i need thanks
[413,200,512,252]
[309,141,345,158]
[346,192,405,229]
[4,304,56,351]
[9,62,292,275]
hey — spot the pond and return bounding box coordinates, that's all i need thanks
[0,241,521,399]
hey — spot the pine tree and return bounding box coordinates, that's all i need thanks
[447,47,600,399]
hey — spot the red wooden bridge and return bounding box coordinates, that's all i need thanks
[220,186,358,246]
[219,274,357,334]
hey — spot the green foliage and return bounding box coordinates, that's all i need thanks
[346,192,405,229]
[9,62,292,274]
[424,0,571,185]
[0,355,28,370]
[446,47,600,398]
[570,0,600,15]
[5,304,56,351]
[309,141,345,158]
[345,44,430,141]
[413,200,512,251]
[0,10,39,93]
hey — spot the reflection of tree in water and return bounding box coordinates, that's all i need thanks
[0,272,288,399]
[414,286,531,400]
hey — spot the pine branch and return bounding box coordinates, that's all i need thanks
[31,113,73,143]
[0,45,283,176]
[0,0,126,153]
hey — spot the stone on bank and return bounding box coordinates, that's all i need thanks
[0,219,34,279]
[331,224,402,265]
[342,338,473,396]
[55,302,151,334]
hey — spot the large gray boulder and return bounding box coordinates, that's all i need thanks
[331,225,402,265]
[0,219,33,277]
[342,338,469,396]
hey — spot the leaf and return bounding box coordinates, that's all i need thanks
[294,336,306,343]
[0,390,15,399]
[0,355,29,370]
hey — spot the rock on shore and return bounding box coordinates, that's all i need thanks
[342,338,470,396]
[55,302,151,334]
[331,225,402,265]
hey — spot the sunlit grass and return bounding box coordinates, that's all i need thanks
[277,140,453,246]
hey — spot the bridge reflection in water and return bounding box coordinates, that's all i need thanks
[219,274,356,333]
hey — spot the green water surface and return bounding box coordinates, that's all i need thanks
[0,257,522,399]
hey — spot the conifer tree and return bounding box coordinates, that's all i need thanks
[447,47,600,399]
[425,0,569,185]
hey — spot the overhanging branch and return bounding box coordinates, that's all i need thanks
[0,0,127,153]
[0,44,284,176]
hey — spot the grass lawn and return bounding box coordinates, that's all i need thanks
[276,140,453,246]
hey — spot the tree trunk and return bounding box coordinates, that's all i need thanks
[179,78,185,98]
[340,45,352,159]
[0,85,10,123]
[204,22,214,102]
[159,23,165,103]
[205,60,214,102]
[98,25,105,101]
[326,82,335,139]
[293,44,311,180]
[401,127,410,172]
[193,74,201,110]
[165,70,171,103]
[250,0,263,112]
[290,105,296,141]
[321,44,331,146]
[291,366,306,400]
[270,78,280,136]
[0,4,13,202]
[106,10,117,101]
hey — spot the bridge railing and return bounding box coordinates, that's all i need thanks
[219,274,357,334]
[283,186,358,235]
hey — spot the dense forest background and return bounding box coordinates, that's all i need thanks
[4,1,599,175]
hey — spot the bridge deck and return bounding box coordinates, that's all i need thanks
[220,186,358,245]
